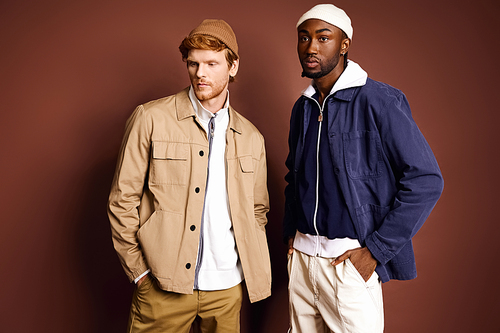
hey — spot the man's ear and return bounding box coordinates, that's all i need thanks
[229,59,239,77]
[341,38,351,55]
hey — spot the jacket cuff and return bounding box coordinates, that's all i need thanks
[365,233,393,265]
[126,262,150,283]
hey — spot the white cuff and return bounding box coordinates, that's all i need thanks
[134,269,150,284]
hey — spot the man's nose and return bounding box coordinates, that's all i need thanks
[196,64,206,78]
[305,40,318,55]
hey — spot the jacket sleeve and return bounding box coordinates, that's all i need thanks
[364,92,444,265]
[254,134,270,227]
[107,105,151,282]
[283,100,301,243]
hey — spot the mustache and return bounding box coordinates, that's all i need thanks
[301,56,320,77]
[303,56,320,62]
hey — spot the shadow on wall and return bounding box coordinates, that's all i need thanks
[74,156,132,332]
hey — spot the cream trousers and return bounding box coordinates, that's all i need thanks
[288,250,384,333]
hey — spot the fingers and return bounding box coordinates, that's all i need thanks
[331,250,351,266]
[331,247,364,265]
[288,237,295,255]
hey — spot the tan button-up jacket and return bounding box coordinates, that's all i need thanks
[108,88,271,303]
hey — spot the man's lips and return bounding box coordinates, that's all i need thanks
[196,82,210,88]
[303,58,319,69]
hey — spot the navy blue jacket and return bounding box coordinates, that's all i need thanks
[283,77,444,282]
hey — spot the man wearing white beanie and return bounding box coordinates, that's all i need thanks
[284,4,443,332]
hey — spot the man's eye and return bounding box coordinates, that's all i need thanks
[300,36,309,42]
[319,37,329,42]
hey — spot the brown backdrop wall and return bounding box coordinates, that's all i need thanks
[1,0,499,332]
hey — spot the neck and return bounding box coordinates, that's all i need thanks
[313,64,345,105]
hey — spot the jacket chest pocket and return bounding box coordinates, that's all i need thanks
[238,155,254,197]
[150,141,189,185]
[343,131,383,179]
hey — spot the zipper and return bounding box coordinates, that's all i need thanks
[306,95,330,256]
[194,115,216,289]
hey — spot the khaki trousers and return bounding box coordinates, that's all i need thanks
[127,276,242,333]
[288,250,384,333]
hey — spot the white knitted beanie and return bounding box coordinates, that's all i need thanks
[296,4,353,40]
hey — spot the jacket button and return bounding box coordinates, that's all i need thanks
[190,225,196,231]
[199,150,204,157]
[186,263,191,269]
[195,187,200,193]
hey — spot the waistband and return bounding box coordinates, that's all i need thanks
[293,230,361,258]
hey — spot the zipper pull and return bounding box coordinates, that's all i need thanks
[209,119,215,138]
[318,112,323,122]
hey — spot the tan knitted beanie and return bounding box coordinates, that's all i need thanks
[188,19,239,58]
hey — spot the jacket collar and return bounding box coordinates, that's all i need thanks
[302,60,368,102]
[176,87,196,120]
[175,87,243,134]
[228,106,243,134]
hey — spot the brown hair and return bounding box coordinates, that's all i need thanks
[179,35,239,82]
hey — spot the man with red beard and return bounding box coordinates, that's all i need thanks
[108,19,271,332]
[283,4,443,332]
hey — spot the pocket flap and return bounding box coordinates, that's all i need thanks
[152,142,188,160]
[239,155,254,173]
